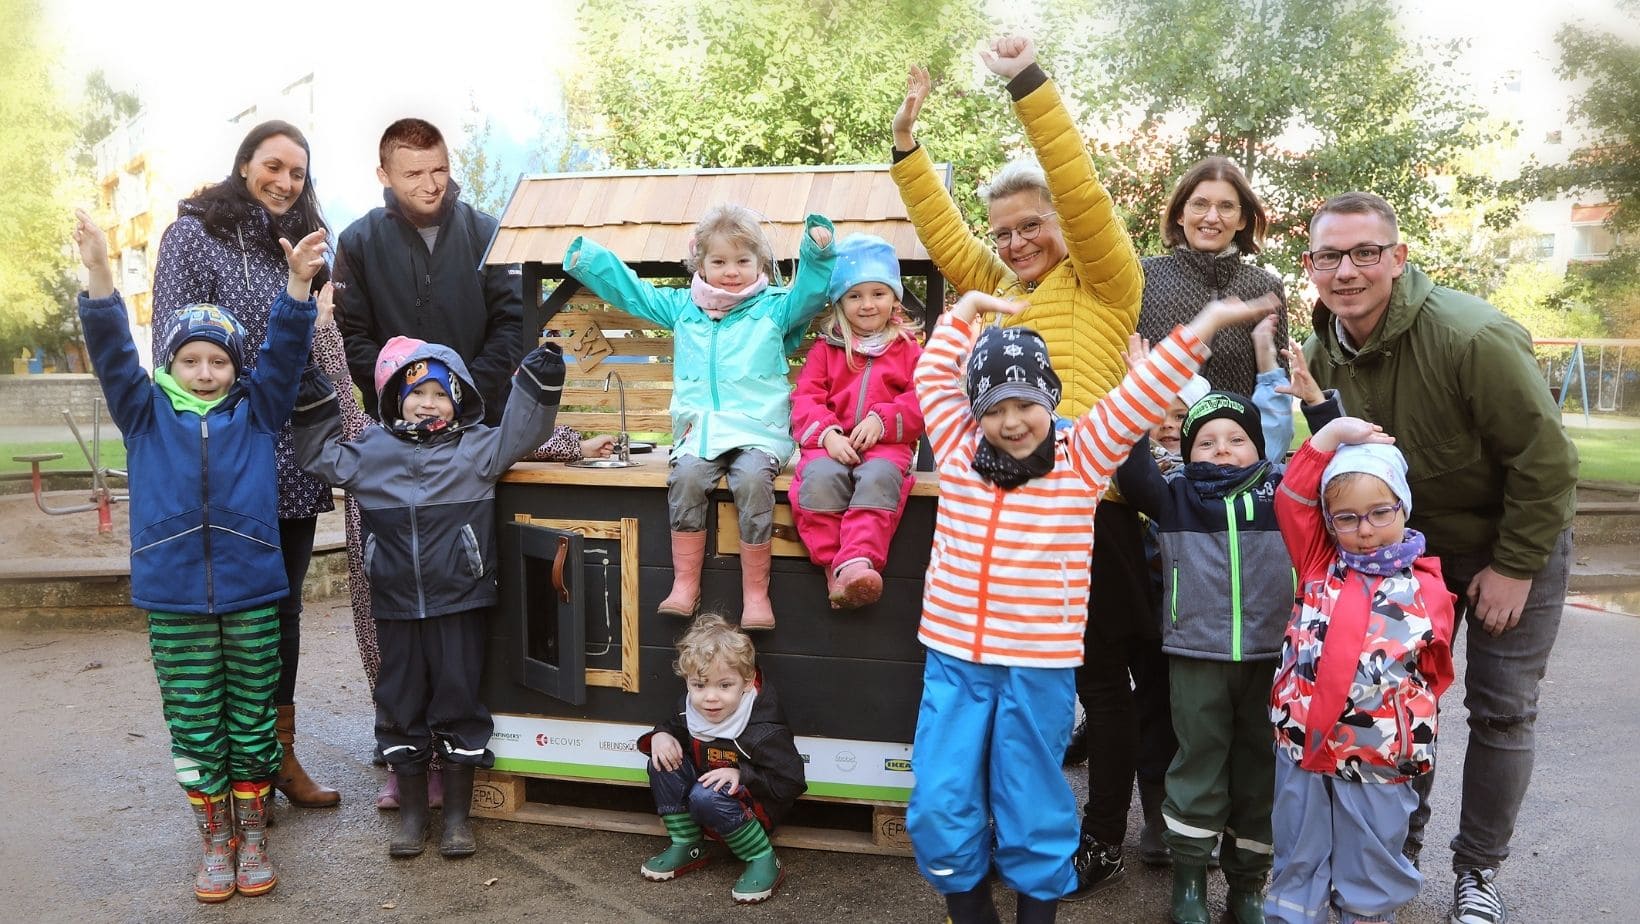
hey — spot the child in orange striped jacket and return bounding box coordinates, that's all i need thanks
[906,288,1277,922]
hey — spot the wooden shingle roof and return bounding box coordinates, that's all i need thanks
[484,164,949,268]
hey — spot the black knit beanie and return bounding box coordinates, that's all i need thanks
[966,325,1061,416]
[1181,390,1265,459]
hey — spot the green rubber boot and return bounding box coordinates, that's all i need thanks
[731,852,784,904]
[641,841,710,881]
[724,818,783,904]
[1170,862,1210,924]
[1225,882,1267,924]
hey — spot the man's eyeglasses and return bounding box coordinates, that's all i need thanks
[988,214,1055,248]
[1185,198,1240,217]
[1306,243,1396,271]
[1326,502,1403,533]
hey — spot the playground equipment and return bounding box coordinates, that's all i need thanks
[1537,338,1636,425]
[11,398,128,534]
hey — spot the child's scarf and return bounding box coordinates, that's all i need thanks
[685,686,760,741]
[973,433,1056,490]
[691,273,769,319]
[1184,459,1270,499]
[1338,528,1427,576]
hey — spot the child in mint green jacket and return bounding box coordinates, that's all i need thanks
[564,205,835,630]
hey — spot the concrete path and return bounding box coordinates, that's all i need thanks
[1,595,1637,923]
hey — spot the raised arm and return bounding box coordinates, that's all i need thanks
[563,237,691,329]
[74,210,154,434]
[889,66,1010,298]
[476,343,567,482]
[773,216,838,348]
[915,293,1025,464]
[989,36,1142,321]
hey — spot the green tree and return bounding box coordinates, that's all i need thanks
[0,0,79,355]
[569,0,1014,220]
[1049,0,1488,281]
[1516,1,1640,337]
[453,97,513,218]
[74,69,139,172]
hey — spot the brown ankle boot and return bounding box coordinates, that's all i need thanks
[273,704,340,807]
[657,530,707,616]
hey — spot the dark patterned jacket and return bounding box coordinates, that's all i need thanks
[151,201,334,520]
[1138,247,1286,397]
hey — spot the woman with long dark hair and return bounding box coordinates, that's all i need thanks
[152,119,350,809]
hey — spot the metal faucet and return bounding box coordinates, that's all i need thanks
[604,370,630,463]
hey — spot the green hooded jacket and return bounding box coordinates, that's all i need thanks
[1303,263,1577,578]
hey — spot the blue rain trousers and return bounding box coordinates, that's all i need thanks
[907,648,1080,901]
[1266,754,1422,923]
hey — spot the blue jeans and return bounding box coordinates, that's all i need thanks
[648,751,758,835]
[1407,527,1572,871]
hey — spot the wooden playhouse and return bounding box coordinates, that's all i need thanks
[475,164,953,852]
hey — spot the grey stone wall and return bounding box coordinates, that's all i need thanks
[0,374,118,427]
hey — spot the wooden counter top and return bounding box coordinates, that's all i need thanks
[501,452,942,497]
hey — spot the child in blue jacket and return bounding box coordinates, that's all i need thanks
[74,209,321,904]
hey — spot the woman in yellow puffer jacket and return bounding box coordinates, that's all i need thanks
[890,34,1142,419]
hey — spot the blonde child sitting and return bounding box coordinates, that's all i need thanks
[565,205,836,629]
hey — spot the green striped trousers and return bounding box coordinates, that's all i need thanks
[148,606,283,796]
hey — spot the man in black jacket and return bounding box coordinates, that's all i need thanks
[335,118,523,426]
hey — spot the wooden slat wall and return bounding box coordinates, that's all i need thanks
[544,297,820,440]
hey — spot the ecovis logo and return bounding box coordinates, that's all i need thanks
[534,734,583,748]
[883,758,911,772]
[834,751,857,772]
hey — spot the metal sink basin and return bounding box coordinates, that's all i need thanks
[564,458,640,469]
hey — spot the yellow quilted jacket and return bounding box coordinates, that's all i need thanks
[892,79,1143,418]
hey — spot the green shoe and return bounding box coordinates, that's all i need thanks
[1225,886,1266,924]
[640,841,709,881]
[730,853,784,904]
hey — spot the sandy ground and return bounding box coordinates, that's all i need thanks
[0,596,1638,923]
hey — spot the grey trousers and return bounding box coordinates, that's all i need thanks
[667,449,781,543]
[1406,527,1572,872]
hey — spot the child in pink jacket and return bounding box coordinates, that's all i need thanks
[789,235,924,609]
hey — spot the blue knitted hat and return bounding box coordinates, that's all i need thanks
[165,304,246,374]
[398,358,461,413]
[828,234,903,303]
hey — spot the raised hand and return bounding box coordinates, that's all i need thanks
[1311,416,1393,453]
[892,64,931,151]
[1251,315,1279,372]
[1121,332,1152,372]
[1277,337,1324,405]
[281,229,329,301]
[72,209,115,299]
[315,281,336,329]
[980,34,1037,80]
[951,290,1029,324]
[808,224,833,250]
[1185,292,1279,344]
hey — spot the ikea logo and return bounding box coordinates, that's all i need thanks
[884,758,912,772]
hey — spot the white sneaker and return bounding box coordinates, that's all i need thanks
[1451,867,1507,924]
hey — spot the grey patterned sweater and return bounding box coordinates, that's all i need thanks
[1138,247,1287,398]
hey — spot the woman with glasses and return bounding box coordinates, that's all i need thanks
[1139,157,1288,396]
[890,34,1142,418]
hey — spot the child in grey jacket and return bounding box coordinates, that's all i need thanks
[292,334,563,860]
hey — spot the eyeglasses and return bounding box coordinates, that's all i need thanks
[1326,502,1403,533]
[987,214,1055,248]
[1185,198,1240,217]
[1306,243,1396,271]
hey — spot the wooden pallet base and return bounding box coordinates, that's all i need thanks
[473,769,911,856]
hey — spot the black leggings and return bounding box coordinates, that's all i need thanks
[275,515,318,706]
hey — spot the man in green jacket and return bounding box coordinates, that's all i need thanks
[1300,191,1577,924]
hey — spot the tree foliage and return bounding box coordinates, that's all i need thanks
[1049,0,1487,282]
[0,0,78,351]
[453,97,513,218]
[569,0,1015,219]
